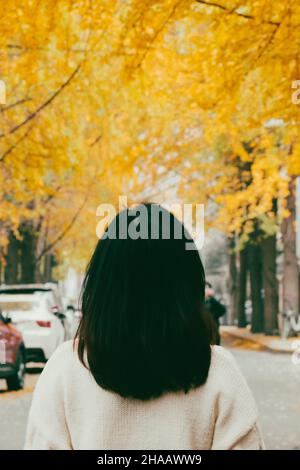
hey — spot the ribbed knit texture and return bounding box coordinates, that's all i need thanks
[24,341,264,450]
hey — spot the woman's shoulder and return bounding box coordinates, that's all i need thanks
[37,340,81,386]
[207,346,257,413]
[30,340,89,409]
[208,345,250,391]
[210,345,237,367]
[52,339,76,357]
[46,340,77,367]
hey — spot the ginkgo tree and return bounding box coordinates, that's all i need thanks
[0,0,299,333]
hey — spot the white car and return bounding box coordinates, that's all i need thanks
[0,291,65,362]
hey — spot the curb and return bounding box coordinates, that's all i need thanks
[221,327,297,354]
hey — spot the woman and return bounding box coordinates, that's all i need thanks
[25,203,264,450]
[205,282,226,346]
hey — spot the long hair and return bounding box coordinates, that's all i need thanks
[76,203,211,400]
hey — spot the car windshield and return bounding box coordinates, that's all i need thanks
[0,300,39,312]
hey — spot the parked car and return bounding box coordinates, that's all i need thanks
[0,283,64,314]
[0,290,65,362]
[0,282,67,334]
[0,312,26,390]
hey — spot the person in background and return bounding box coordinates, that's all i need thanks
[24,203,264,450]
[205,282,226,346]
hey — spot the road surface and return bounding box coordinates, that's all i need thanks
[0,337,300,449]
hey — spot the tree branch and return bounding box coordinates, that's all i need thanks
[90,133,102,147]
[133,0,184,71]
[0,126,33,163]
[1,98,32,112]
[0,64,81,139]
[34,194,88,264]
[196,0,280,26]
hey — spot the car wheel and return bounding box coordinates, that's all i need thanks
[6,350,26,391]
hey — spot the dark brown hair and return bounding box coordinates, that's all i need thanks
[76,203,211,400]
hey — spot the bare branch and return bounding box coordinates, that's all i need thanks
[90,133,102,147]
[133,0,184,71]
[34,194,88,264]
[0,126,33,163]
[196,0,280,26]
[0,64,81,139]
[1,98,32,112]
[6,43,92,54]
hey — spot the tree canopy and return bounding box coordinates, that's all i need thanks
[0,0,299,271]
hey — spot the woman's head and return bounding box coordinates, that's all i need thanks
[76,203,211,400]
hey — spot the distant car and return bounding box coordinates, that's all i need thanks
[0,282,67,335]
[64,305,82,339]
[0,283,64,314]
[0,290,65,362]
[0,312,26,390]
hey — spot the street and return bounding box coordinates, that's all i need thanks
[1,337,300,450]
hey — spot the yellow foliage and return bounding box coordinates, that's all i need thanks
[0,0,299,269]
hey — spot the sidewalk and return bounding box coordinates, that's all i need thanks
[221,325,299,354]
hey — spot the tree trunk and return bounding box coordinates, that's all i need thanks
[43,254,55,282]
[228,236,238,325]
[262,234,278,334]
[248,243,264,332]
[282,176,299,319]
[238,246,248,327]
[4,232,19,284]
[20,222,38,283]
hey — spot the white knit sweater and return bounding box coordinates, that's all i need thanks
[24,341,264,450]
